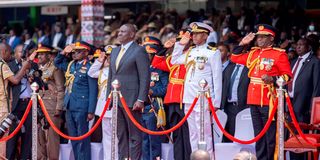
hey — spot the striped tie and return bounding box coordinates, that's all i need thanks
[115,47,125,70]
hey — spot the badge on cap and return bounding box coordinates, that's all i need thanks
[259,25,264,31]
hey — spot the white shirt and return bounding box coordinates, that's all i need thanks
[121,41,133,53]
[66,35,74,46]
[289,51,311,97]
[228,64,244,102]
[88,60,112,117]
[8,36,16,46]
[171,42,222,110]
[52,33,62,48]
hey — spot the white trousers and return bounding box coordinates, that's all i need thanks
[102,117,118,160]
[185,103,214,158]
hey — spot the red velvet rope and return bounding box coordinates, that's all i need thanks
[0,99,32,142]
[119,93,198,135]
[208,96,278,144]
[39,95,111,141]
[286,94,320,146]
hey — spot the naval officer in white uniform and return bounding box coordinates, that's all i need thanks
[171,22,222,157]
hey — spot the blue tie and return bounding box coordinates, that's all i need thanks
[228,64,240,100]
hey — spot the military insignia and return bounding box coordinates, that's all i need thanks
[38,44,42,48]
[259,25,264,30]
[145,36,150,42]
[261,58,274,71]
[75,42,80,46]
[265,64,272,71]
[192,24,198,31]
[259,63,264,70]
[151,72,159,81]
[195,56,208,70]
[207,45,217,51]
[80,66,87,73]
[106,46,113,54]
[80,69,86,73]
[150,81,155,87]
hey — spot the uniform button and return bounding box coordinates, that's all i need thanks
[82,96,85,98]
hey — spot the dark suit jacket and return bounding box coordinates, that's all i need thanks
[291,53,320,123]
[221,62,250,109]
[107,42,150,108]
[7,60,21,112]
[51,33,66,50]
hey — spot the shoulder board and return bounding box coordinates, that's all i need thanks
[189,45,195,50]
[207,45,217,51]
[251,47,260,50]
[273,47,286,52]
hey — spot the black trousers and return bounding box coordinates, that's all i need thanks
[250,105,276,160]
[117,106,142,160]
[166,103,192,160]
[223,102,244,142]
[6,99,32,160]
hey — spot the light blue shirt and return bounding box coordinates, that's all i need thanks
[228,64,244,102]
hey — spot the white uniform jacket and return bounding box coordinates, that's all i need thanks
[171,42,222,110]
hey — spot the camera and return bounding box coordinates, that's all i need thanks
[0,113,18,138]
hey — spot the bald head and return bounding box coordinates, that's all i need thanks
[117,24,136,45]
[190,150,210,160]
[0,43,12,62]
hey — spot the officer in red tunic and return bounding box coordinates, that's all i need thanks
[151,30,193,160]
[230,24,292,160]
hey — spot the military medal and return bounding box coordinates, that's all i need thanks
[265,64,272,71]
[150,81,155,87]
[259,63,264,70]
[195,56,208,70]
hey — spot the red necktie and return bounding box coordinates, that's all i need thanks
[288,57,302,93]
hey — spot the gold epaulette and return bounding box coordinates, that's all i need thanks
[273,47,286,52]
[207,45,217,51]
[165,55,172,70]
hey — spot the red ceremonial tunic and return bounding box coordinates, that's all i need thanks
[152,55,186,104]
[231,47,292,106]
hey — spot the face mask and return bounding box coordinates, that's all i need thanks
[309,25,315,31]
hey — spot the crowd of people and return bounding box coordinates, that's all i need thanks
[0,4,319,160]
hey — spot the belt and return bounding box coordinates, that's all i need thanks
[228,101,238,106]
[169,78,184,84]
[19,98,30,102]
[250,77,264,84]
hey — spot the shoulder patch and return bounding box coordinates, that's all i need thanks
[273,47,286,52]
[207,45,217,51]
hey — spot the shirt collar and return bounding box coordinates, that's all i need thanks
[299,51,311,60]
[121,41,133,50]
[222,60,230,70]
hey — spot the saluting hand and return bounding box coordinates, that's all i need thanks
[29,51,37,61]
[97,51,106,63]
[61,44,75,55]
[239,32,255,46]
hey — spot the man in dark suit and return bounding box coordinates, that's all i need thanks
[106,24,150,160]
[51,23,66,51]
[287,38,320,160]
[221,60,250,142]
[54,41,98,160]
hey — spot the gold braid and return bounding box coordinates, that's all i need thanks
[65,60,75,93]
